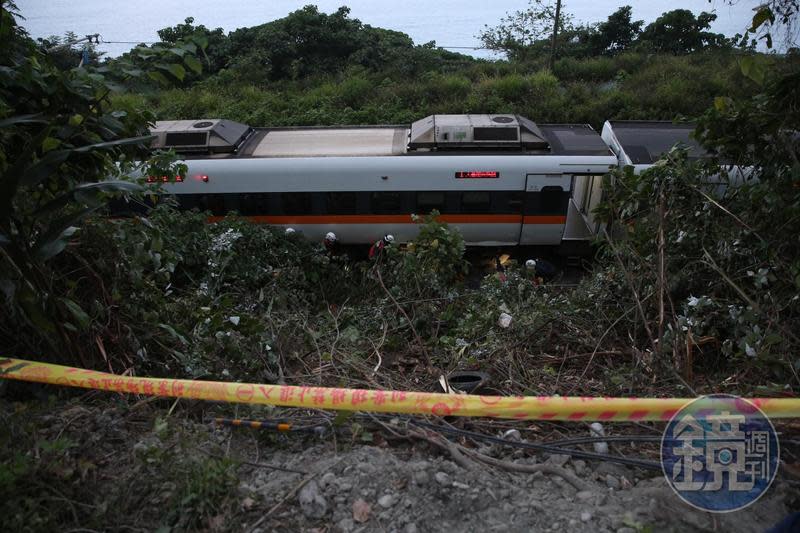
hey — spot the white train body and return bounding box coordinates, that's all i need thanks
[140,115,709,249]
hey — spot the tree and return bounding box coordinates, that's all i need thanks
[157,17,230,74]
[638,9,731,54]
[741,0,799,49]
[227,6,368,80]
[0,1,202,362]
[587,5,643,55]
[595,6,800,382]
[478,0,575,61]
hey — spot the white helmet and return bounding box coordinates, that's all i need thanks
[385,234,395,243]
[285,227,296,235]
[325,232,337,241]
[525,259,537,270]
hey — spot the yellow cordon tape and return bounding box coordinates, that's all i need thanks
[2,357,799,421]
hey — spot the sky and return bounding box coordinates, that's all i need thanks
[16,0,758,58]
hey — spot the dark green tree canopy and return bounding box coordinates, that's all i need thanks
[587,5,643,55]
[638,9,732,54]
[157,17,230,73]
[226,5,414,80]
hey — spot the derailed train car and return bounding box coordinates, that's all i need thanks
[137,114,706,252]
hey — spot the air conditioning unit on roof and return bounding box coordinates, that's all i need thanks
[149,119,252,153]
[407,114,550,150]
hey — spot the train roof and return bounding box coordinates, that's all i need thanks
[150,117,613,159]
[604,121,706,164]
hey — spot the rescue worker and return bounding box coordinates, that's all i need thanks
[495,256,507,283]
[323,232,340,255]
[525,259,543,286]
[369,234,394,259]
[525,258,558,283]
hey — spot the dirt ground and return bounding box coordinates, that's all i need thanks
[0,389,797,532]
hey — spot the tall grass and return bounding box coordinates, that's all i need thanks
[110,51,763,130]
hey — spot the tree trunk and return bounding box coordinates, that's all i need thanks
[549,0,562,70]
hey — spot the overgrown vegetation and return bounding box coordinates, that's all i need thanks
[90,4,779,130]
[2,1,800,400]
[0,398,240,531]
[1,2,800,529]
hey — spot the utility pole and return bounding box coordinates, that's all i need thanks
[45,34,100,52]
[548,0,562,70]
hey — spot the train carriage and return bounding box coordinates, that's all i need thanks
[144,114,619,249]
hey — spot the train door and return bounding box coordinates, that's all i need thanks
[518,173,571,245]
[570,173,605,236]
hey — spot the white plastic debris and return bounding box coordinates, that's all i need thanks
[745,343,757,357]
[229,316,240,326]
[589,422,609,454]
[497,312,513,329]
[502,429,522,441]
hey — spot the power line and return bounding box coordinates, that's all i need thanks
[96,37,489,50]
[100,40,159,45]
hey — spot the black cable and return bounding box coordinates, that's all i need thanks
[548,435,664,446]
[404,418,663,471]
[360,414,661,470]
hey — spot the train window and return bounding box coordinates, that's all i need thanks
[460,191,491,213]
[505,191,523,213]
[196,194,225,215]
[281,192,311,214]
[239,193,269,215]
[327,191,357,214]
[416,191,445,214]
[540,186,568,215]
[370,192,402,214]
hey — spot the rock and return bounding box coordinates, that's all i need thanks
[352,498,371,523]
[606,475,621,490]
[405,524,419,533]
[620,476,633,490]
[434,472,451,486]
[498,312,513,328]
[337,518,355,532]
[320,472,336,488]
[378,494,396,508]
[545,454,570,467]
[616,528,637,533]
[581,511,592,522]
[453,481,470,490]
[477,445,496,457]
[357,462,375,474]
[413,471,430,486]
[298,480,328,518]
[502,429,522,441]
[595,462,630,478]
[575,490,595,501]
[572,460,587,476]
